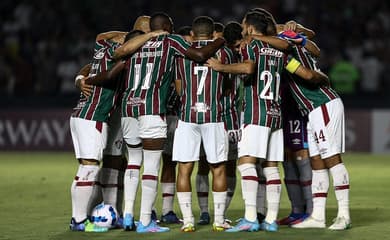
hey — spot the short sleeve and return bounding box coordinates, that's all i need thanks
[167,34,192,57]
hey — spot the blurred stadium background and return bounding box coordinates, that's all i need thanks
[0,0,389,153]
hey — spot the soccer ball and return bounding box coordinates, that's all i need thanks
[90,203,118,228]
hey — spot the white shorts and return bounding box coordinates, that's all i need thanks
[121,115,167,145]
[70,117,108,161]
[227,129,239,160]
[238,124,284,161]
[163,115,178,155]
[173,120,228,164]
[307,98,345,158]
[104,108,124,156]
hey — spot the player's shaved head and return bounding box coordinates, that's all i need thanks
[192,16,214,37]
[150,12,173,33]
[133,15,151,33]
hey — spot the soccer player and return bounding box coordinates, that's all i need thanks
[206,11,328,232]
[69,31,127,233]
[133,15,151,33]
[86,12,226,233]
[173,16,233,232]
[282,35,351,231]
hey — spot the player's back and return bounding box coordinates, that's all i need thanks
[241,39,286,127]
[122,34,190,117]
[175,40,234,123]
[287,45,339,112]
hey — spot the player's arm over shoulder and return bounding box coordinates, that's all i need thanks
[286,58,329,85]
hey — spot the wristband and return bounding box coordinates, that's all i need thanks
[75,75,85,85]
[286,58,301,73]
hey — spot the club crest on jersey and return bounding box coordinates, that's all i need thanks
[260,47,283,57]
[144,40,162,48]
[94,48,106,59]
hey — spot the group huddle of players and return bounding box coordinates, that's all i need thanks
[69,7,351,233]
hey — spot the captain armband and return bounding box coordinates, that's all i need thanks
[285,58,301,73]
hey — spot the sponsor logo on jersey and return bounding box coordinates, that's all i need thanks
[292,138,302,145]
[94,48,106,59]
[191,102,210,113]
[144,40,163,48]
[260,47,283,57]
[127,97,145,106]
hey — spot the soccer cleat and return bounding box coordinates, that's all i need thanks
[277,213,307,225]
[260,220,278,232]
[161,211,182,224]
[181,222,195,232]
[123,213,135,231]
[328,217,352,230]
[225,218,260,232]
[290,216,325,229]
[289,213,309,225]
[136,220,170,233]
[213,221,232,232]
[198,212,210,225]
[69,218,108,232]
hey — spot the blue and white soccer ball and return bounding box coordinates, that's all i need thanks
[90,203,118,228]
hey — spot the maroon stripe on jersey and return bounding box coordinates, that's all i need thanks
[296,46,310,68]
[313,192,328,198]
[267,179,282,185]
[242,176,259,181]
[86,87,102,119]
[335,184,350,190]
[321,104,330,126]
[162,193,175,197]
[142,175,158,180]
[300,180,312,186]
[285,179,300,185]
[288,80,314,111]
[197,192,209,197]
[76,181,94,186]
[127,165,141,169]
[320,87,338,100]
[95,121,103,133]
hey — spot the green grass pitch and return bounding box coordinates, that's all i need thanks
[0,152,389,240]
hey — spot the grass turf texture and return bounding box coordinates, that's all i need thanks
[0,152,389,240]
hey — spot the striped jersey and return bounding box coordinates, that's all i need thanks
[221,69,241,130]
[121,34,191,118]
[175,40,234,124]
[287,45,339,112]
[240,39,287,128]
[72,39,120,122]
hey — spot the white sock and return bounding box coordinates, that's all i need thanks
[213,191,227,225]
[177,192,194,225]
[139,149,161,226]
[161,182,175,215]
[329,163,350,220]
[71,164,100,223]
[311,169,329,221]
[196,174,209,213]
[238,163,258,222]
[264,166,281,223]
[123,146,142,215]
[100,167,119,207]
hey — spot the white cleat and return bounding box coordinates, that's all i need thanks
[290,216,326,229]
[328,217,352,230]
